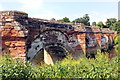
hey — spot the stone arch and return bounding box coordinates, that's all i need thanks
[86,33,97,47]
[27,29,70,65]
[101,34,109,48]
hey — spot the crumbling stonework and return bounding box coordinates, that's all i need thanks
[0,11,117,64]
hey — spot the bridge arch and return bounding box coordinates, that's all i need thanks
[27,29,70,65]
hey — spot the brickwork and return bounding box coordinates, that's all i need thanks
[0,11,117,64]
[0,11,28,60]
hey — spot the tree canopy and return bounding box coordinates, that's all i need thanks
[105,18,117,28]
[57,17,70,22]
[96,18,120,33]
[92,22,96,26]
[97,21,105,28]
[110,21,120,33]
[50,18,56,21]
[72,14,90,26]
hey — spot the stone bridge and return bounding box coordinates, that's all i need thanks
[0,11,117,65]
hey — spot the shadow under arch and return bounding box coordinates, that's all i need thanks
[31,43,68,65]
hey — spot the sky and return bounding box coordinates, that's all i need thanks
[0,0,119,24]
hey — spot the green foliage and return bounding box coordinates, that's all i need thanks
[97,21,105,28]
[50,18,56,21]
[114,35,120,45]
[106,18,117,28]
[82,14,90,26]
[57,17,70,22]
[114,35,120,55]
[104,18,120,33]
[1,55,35,80]
[92,22,96,26]
[72,14,90,26]
[72,18,82,23]
[1,52,119,79]
[50,16,120,33]
[110,22,120,34]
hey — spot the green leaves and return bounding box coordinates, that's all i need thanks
[72,14,90,26]
[114,35,120,56]
[97,21,105,28]
[1,50,119,79]
[106,18,117,28]
[1,56,34,80]
[57,17,70,22]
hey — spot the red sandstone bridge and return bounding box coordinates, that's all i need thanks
[0,11,117,65]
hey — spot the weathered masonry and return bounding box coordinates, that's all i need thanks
[0,11,117,65]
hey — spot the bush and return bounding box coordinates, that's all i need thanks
[114,35,120,55]
[33,53,118,79]
[1,52,119,79]
[1,54,35,80]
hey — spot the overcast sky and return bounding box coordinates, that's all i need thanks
[0,0,119,23]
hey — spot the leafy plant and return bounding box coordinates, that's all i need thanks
[1,44,119,79]
[1,54,35,80]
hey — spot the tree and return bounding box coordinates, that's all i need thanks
[72,18,82,23]
[57,17,70,22]
[83,14,90,22]
[92,22,96,26]
[81,14,90,26]
[72,14,90,26]
[97,21,105,28]
[62,17,70,22]
[110,21,120,33]
[105,18,117,28]
[57,19,63,22]
[50,18,56,21]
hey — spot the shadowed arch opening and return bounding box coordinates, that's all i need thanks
[31,43,68,65]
